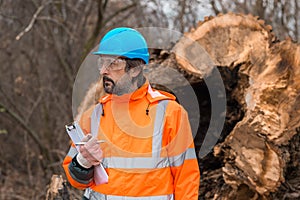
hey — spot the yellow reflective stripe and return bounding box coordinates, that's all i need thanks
[102,156,170,169]
[86,190,174,200]
[102,148,197,169]
[91,103,102,137]
[185,148,197,160]
[169,148,197,167]
[101,148,196,169]
[152,100,169,158]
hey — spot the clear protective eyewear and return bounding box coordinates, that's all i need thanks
[97,56,126,71]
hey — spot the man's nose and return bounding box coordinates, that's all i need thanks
[100,66,108,75]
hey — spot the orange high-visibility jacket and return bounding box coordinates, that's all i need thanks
[63,81,200,199]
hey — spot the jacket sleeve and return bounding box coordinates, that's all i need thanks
[164,102,200,200]
[62,107,95,189]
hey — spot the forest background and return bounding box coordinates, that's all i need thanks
[0,0,299,199]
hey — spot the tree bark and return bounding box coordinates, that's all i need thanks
[175,13,300,199]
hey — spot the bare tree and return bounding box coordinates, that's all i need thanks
[208,0,300,41]
[0,0,148,198]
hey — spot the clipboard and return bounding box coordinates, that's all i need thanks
[65,121,108,185]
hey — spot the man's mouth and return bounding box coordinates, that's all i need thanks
[103,76,115,87]
[104,81,112,87]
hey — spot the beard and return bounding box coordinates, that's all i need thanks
[102,76,115,94]
[103,75,133,95]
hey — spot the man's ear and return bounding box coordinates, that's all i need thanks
[129,66,142,78]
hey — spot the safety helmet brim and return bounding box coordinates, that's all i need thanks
[92,27,149,64]
[92,51,149,64]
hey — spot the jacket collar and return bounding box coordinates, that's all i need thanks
[99,80,175,104]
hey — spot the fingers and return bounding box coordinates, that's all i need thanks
[79,136,103,166]
[79,147,102,166]
[81,134,92,142]
[85,137,98,148]
[85,150,103,166]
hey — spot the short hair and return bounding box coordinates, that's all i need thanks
[124,58,145,88]
[124,58,145,71]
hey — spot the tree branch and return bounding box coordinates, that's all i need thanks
[178,0,186,33]
[0,101,50,164]
[210,0,221,15]
[0,85,24,118]
[45,20,74,87]
[15,1,50,40]
[80,0,106,61]
[102,2,137,26]
[25,93,43,124]
[294,0,299,41]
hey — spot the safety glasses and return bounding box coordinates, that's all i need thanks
[97,56,126,71]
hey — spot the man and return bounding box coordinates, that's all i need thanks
[63,27,200,200]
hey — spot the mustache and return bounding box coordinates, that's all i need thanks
[103,76,114,83]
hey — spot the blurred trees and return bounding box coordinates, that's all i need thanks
[0,0,299,199]
[209,0,300,41]
[0,0,149,198]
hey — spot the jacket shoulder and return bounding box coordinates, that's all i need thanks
[146,85,176,103]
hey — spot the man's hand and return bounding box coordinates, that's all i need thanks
[76,134,103,168]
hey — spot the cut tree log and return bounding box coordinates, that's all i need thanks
[71,13,300,199]
[177,13,300,199]
[46,174,69,200]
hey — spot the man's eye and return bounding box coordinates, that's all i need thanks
[110,62,118,66]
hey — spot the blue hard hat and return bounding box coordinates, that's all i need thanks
[93,27,149,64]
